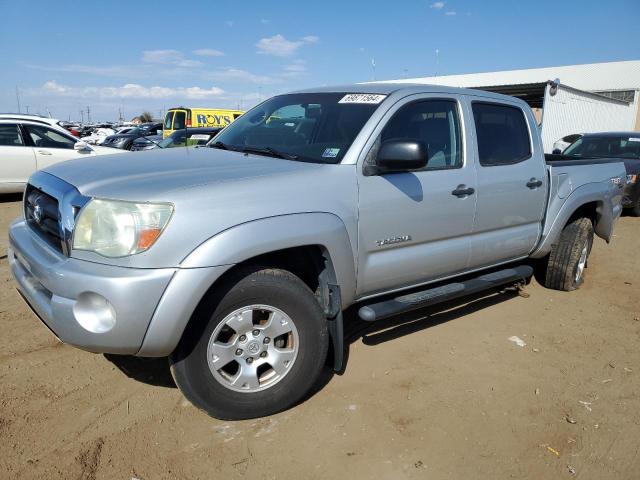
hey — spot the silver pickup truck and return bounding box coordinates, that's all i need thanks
[8,84,626,420]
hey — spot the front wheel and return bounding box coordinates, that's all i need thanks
[544,217,594,291]
[170,268,329,420]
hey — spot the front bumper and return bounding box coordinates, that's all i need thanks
[9,219,175,354]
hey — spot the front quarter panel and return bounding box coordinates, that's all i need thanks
[137,213,357,357]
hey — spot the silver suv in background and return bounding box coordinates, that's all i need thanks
[8,84,626,419]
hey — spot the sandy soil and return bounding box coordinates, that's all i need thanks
[1,194,638,480]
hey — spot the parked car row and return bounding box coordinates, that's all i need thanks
[101,122,164,150]
[131,127,222,151]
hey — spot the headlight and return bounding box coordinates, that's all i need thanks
[627,174,638,184]
[73,199,174,257]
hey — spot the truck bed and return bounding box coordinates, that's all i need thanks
[544,154,623,167]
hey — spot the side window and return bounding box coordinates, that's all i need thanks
[25,125,76,149]
[164,111,174,130]
[472,102,531,166]
[381,99,462,169]
[173,111,186,130]
[0,124,24,146]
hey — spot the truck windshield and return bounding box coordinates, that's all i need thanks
[211,92,384,163]
[563,136,640,159]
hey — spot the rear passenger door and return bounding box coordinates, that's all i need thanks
[0,123,36,186]
[468,100,547,269]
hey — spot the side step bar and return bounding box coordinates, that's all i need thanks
[358,265,533,322]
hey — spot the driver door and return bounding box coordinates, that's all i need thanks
[356,96,477,297]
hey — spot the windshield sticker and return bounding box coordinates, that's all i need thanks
[628,137,640,142]
[322,148,340,158]
[338,94,387,104]
[189,134,210,140]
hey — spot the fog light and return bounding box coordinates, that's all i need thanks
[73,292,116,333]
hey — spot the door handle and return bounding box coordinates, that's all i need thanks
[451,184,475,197]
[526,178,543,189]
[37,150,52,155]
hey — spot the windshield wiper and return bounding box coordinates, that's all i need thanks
[239,146,299,160]
[209,140,229,150]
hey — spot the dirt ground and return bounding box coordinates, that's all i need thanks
[0,194,638,480]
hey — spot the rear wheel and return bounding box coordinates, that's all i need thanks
[170,268,329,420]
[544,217,594,291]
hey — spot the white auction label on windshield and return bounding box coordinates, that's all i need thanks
[339,94,387,104]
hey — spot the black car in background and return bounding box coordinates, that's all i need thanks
[131,127,222,151]
[102,122,163,150]
[130,133,164,151]
[557,132,640,216]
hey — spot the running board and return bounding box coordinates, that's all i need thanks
[358,265,533,322]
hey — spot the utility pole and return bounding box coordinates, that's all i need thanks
[25,105,30,114]
[80,109,84,123]
[86,106,91,124]
[15,86,21,113]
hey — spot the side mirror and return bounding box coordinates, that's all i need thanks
[74,141,91,152]
[373,140,427,174]
[552,148,562,155]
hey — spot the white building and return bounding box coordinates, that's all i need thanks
[385,60,640,152]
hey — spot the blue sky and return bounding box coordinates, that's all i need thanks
[0,0,638,122]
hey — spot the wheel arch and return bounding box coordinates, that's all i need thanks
[531,182,620,259]
[137,213,356,357]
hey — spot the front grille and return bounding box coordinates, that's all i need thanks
[24,185,63,252]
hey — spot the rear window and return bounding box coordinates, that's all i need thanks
[164,111,174,130]
[472,102,531,166]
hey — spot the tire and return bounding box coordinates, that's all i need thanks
[170,268,329,420]
[544,217,594,291]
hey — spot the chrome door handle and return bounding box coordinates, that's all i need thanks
[526,178,543,189]
[37,150,53,155]
[451,185,475,197]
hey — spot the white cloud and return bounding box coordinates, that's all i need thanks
[205,68,279,84]
[256,34,302,57]
[25,63,145,77]
[256,34,319,57]
[193,48,224,57]
[445,11,457,16]
[225,20,234,27]
[142,49,203,68]
[39,80,224,100]
[260,18,269,24]
[430,1,445,9]
[281,60,307,77]
[284,61,306,73]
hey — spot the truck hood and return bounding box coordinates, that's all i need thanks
[43,146,323,200]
